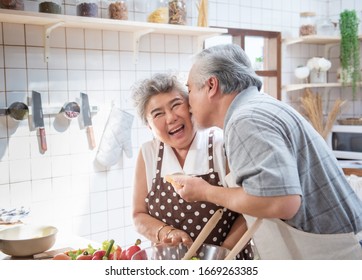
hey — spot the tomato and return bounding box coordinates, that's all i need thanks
[92,250,106,260]
[53,253,71,260]
[112,245,122,260]
[121,239,141,260]
[76,253,93,260]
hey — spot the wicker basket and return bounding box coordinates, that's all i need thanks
[337,118,362,125]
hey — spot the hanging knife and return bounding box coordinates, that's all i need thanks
[32,90,47,153]
[81,92,96,149]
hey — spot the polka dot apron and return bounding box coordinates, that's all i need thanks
[145,130,254,260]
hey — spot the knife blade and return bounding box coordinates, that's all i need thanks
[32,91,47,152]
[81,92,96,149]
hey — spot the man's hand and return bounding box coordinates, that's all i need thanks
[171,176,211,202]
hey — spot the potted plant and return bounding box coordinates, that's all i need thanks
[307,57,331,83]
[339,9,361,98]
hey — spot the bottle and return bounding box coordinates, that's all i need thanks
[38,0,62,14]
[76,0,99,17]
[147,0,168,24]
[0,0,24,10]
[299,12,316,36]
[168,0,186,25]
[108,0,128,20]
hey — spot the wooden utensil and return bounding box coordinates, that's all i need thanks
[181,208,223,260]
[224,217,263,260]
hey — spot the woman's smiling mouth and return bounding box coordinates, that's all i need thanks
[169,125,185,135]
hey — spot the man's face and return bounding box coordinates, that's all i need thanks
[186,66,212,129]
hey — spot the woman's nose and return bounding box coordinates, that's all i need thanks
[165,110,177,123]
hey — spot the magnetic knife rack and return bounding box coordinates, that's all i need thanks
[0,105,99,117]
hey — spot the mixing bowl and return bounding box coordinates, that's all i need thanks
[131,243,231,260]
[0,224,58,257]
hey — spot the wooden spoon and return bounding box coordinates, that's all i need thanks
[181,208,223,260]
[224,217,263,260]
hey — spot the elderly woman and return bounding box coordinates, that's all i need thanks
[131,73,253,260]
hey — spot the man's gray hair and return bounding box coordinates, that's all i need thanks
[132,73,188,125]
[192,44,262,93]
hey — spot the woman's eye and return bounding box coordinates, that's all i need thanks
[172,102,182,109]
[153,112,164,118]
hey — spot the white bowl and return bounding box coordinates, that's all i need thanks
[131,243,231,260]
[0,224,58,257]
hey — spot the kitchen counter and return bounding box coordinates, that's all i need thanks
[0,225,100,260]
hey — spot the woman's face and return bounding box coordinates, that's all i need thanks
[145,91,195,150]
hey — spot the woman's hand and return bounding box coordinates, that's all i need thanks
[161,228,193,246]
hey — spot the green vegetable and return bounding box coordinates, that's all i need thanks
[103,239,115,260]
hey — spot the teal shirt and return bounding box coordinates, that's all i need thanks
[224,86,362,234]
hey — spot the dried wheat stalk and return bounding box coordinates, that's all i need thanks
[197,0,208,27]
[301,88,345,139]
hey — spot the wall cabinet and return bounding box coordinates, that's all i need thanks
[0,9,227,63]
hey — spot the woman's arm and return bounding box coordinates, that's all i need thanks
[132,149,192,244]
[220,214,248,250]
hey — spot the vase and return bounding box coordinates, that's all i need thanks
[310,70,327,83]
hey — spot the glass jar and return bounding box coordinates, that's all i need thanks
[316,18,335,36]
[299,12,316,36]
[76,0,99,17]
[0,0,24,10]
[38,0,61,14]
[108,0,128,20]
[169,0,186,25]
[147,0,168,24]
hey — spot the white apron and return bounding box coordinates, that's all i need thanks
[225,174,362,259]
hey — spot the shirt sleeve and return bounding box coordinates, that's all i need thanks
[226,117,303,197]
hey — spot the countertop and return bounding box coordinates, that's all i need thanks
[0,225,100,260]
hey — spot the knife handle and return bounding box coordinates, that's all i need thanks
[87,126,96,149]
[39,127,47,152]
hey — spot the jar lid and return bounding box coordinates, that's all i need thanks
[300,12,316,17]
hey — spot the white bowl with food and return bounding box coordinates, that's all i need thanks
[0,224,58,257]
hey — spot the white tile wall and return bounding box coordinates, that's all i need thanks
[1,0,362,249]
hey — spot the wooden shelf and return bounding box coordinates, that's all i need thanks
[283,82,362,92]
[284,82,343,92]
[0,9,227,62]
[283,35,342,46]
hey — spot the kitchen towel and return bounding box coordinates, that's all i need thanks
[0,207,29,224]
[96,106,134,167]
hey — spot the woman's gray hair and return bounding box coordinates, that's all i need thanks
[132,73,188,125]
[192,44,262,93]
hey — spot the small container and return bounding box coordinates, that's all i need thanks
[76,0,99,17]
[147,0,168,23]
[108,0,128,20]
[310,70,327,83]
[316,18,335,36]
[168,0,186,25]
[0,0,24,10]
[299,12,316,36]
[38,0,62,14]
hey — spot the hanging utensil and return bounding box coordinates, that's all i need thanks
[6,102,29,121]
[32,91,47,153]
[81,92,96,149]
[181,208,223,260]
[224,217,263,260]
[61,101,80,120]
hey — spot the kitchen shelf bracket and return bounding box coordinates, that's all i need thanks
[44,22,65,63]
[133,29,155,64]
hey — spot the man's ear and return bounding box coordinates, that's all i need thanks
[205,76,219,100]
